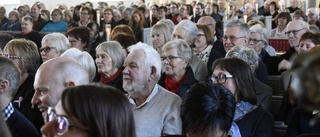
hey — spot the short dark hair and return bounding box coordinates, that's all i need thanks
[0,33,13,51]
[212,58,257,104]
[112,33,137,50]
[67,26,90,48]
[61,84,136,137]
[299,32,320,45]
[158,6,167,12]
[275,12,292,25]
[181,83,236,136]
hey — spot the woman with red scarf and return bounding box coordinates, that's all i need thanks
[158,39,198,98]
[93,41,126,93]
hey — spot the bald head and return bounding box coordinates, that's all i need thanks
[198,16,216,34]
[32,57,89,112]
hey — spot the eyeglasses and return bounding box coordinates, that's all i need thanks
[45,107,90,136]
[222,36,246,42]
[39,47,57,53]
[80,12,89,15]
[69,40,80,44]
[160,55,182,62]
[197,34,206,37]
[285,28,306,36]
[248,38,263,44]
[211,74,233,84]
[0,53,21,60]
[51,14,58,17]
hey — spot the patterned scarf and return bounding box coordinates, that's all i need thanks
[233,101,254,121]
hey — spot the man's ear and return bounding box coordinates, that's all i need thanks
[148,66,157,82]
[0,80,9,95]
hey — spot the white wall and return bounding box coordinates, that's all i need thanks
[3,0,152,12]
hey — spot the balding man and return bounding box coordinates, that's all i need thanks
[31,57,89,114]
[123,42,182,136]
[224,21,268,84]
[198,16,225,55]
[278,20,309,72]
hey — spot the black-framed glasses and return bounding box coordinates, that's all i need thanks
[45,107,90,136]
[284,28,306,36]
[211,74,233,84]
[160,55,181,62]
[0,53,21,60]
[39,47,57,53]
[222,36,246,42]
[248,38,263,44]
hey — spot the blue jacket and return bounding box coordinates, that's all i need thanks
[1,21,21,31]
[41,20,67,32]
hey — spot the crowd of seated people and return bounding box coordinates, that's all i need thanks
[1,0,320,136]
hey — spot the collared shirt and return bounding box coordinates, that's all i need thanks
[2,102,14,121]
[128,84,159,109]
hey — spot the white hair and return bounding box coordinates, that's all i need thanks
[127,42,162,81]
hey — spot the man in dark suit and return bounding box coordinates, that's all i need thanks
[0,57,40,137]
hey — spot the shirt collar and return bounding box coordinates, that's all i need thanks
[128,84,159,109]
[2,102,14,121]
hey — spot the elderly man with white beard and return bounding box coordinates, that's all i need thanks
[122,42,182,137]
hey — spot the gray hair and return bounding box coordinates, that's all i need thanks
[127,42,162,81]
[61,48,96,82]
[162,39,192,63]
[42,33,70,54]
[225,45,259,71]
[307,8,319,20]
[95,41,125,69]
[225,21,250,38]
[249,24,269,46]
[157,19,175,34]
[22,15,33,24]
[113,9,122,18]
[123,7,133,15]
[174,20,198,45]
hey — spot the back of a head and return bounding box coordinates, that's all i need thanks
[181,83,236,136]
[112,33,137,50]
[0,33,13,52]
[60,48,96,82]
[0,57,21,97]
[226,45,259,71]
[111,25,135,40]
[157,19,175,34]
[174,20,198,45]
[61,84,136,137]
[39,57,89,86]
[128,42,161,81]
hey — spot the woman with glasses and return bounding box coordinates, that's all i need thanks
[2,39,43,132]
[212,57,274,137]
[158,39,198,98]
[40,33,70,62]
[249,24,279,75]
[41,8,68,32]
[78,6,91,26]
[41,84,136,137]
[67,26,90,51]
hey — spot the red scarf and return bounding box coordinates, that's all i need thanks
[100,69,122,85]
[165,75,186,94]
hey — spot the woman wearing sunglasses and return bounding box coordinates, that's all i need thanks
[41,84,136,137]
[211,57,274,137]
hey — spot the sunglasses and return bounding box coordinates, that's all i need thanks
[45,107,90,136]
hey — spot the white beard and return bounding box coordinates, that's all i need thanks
[123,80,145,97]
